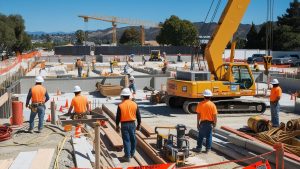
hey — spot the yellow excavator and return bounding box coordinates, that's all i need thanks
[166,0,270,114]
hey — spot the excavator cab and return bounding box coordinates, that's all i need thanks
[231,64,254,89]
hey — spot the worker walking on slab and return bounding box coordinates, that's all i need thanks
[270,79,282,127]
[67,86,89,119]
[194,89,218,153]
[26,76,50,133]
[116,88,141,162]
[76,58,84,77]
[129,75,136,100]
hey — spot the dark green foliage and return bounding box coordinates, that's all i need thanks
[75,30,85,45]
[119,27,140,45]
[0,13,31,54]
[156,15,198,46]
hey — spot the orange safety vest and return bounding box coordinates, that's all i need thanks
[76,60,83,67]
[71,95,88,114]
[270,86,282,102]
[196,100,218,121]
[119,100,137,122]
[31,85,46,103]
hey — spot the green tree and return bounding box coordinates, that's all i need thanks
[75,30,85,45]
[245,23,259,49]
[0,19,16,54]
[119,27,140,45]
[277,0,300,32]
[156,15,198,46]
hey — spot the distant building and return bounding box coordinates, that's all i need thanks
[199,36,211,44]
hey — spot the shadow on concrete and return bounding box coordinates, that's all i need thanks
[139,105,185,117]
[89,91,106,98]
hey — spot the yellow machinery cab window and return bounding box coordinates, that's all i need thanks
[232,65,253,89]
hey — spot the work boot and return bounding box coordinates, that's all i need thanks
[28,129,33,134]
[204,149,211,153]
[37,129,42,133]
[193,147,202,153]
[121,156,131,162]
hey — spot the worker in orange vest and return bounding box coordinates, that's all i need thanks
[26,76,50,133]
[270,79,282,127]
[194,89,218,153]
[68,85,89,119]
[75,58,84,77]
[116,88,141,162]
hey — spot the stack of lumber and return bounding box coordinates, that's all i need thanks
[96,83,123,97]
[0,149,55,169]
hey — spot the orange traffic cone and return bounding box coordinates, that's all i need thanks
[59,106,63,112]
[65,99,69,108]
[46,114,51,122]
[75,124,82,138]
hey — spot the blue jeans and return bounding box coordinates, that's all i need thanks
[78,67,82,77]
[121,122,136,158]
[29,105,45,130]
[129,84,136,93]
[270,102,280,127]
[197,121,213,150]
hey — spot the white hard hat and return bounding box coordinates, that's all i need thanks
[271,79,279,85]
[203,89,213,97]
[129,76,135,80]
[120,88,131,96]
[73,85,82,92]
[35,76,44,83]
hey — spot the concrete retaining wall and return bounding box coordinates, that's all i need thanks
[20,75,169,94]
[54,46,91,55]
[95,46,192,55]
[271,77,300,93]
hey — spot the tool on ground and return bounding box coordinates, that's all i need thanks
[155,124,189,166]
[247,115,270,133]
[149,90,167,104]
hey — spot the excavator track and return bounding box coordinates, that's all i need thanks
[182,99,266,114]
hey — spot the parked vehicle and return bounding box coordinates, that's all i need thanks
[247,54,265,64]
[272,54,300,67]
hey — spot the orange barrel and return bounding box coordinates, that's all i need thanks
[12,101,23,126]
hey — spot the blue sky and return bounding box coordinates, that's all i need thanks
[0,0,292,32]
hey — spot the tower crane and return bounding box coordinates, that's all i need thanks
[78,15,161,45]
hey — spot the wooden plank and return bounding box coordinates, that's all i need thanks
[102,124,123,149]
[9,151,37,169]
[141,123,155,137]
[72,136,93,168]
[30,149,55,169]
[0,159,14,169]
[0,92,8,107]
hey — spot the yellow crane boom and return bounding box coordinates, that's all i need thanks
[205,0,251,80]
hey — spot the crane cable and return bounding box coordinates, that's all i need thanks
[199,0,222,71]
[266,0,274,55]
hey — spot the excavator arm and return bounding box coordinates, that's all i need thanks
[205,0,251,80]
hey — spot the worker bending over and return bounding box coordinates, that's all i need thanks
[26,76,50,133]
[194,89,218,153]
[68,85,89,119]
[270,79,282,127]
[116,88,141,162]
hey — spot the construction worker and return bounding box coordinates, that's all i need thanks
[270,79,282,127]
[142,54,146,65]
[76,58,84,77]
[110,59,114,73]
[26,76,50,133]
[129,76,136,100]
[115,88,141,162]
[177,53,182,62]
[253,61,259,72]
[68,86,89,119]
[162,60,168,74]
[194,89,218,153]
